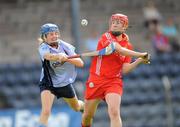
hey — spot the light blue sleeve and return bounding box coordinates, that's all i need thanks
[68,44,76,55]
[60,40,76,55]
[38,44,50,61]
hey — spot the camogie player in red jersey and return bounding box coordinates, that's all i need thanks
[81,13,150,127]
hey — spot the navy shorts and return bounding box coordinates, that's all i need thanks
[39,82,76,99]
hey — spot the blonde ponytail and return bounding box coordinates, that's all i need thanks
[38,37,44,45]
[38,35,46,45]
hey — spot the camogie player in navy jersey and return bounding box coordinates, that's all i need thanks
[37,23,84,127]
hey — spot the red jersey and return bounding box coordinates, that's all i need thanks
[88,32,133,83]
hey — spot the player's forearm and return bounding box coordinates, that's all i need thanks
[122,58,143,74]
[114,43,147,57]
[44,53,61,61]
[66,58,84,67]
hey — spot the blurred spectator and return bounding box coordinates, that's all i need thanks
[143,0,162,39]
[151,26,171,55]
[84,29,99,51]
[162,17,180,52]
[82,29,99,65]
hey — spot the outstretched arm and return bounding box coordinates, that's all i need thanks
[113,42,148,58]
[122,57,150,74]
[45,52,84,68]
[66,58,84,67]
[44,53,67,61]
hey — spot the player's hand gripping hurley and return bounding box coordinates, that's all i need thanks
[141,53,151,64]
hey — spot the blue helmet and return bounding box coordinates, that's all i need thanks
[40,23,59,35]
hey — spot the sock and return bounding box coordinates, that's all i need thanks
[81,123,90,127]
[78,100,84,113]
[80,108,84,113]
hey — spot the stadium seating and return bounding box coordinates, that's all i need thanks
[0,52,180,126]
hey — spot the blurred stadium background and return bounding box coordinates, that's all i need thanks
[0,0,180,127]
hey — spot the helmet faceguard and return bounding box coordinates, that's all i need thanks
[39,23,60,45]
[110,13,128,29]
[109,13,129,36]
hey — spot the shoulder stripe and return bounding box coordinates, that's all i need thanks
[105,32,114,43]
[105,33,111,41]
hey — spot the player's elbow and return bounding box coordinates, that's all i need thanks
[122,70,130,75]
[122,64,132,74]
[77,60,84,67]
[79,62,84,67]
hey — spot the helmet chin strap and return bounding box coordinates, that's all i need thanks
[48,39,59,47]
[111,31,123,36]
[49,41,58,47]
